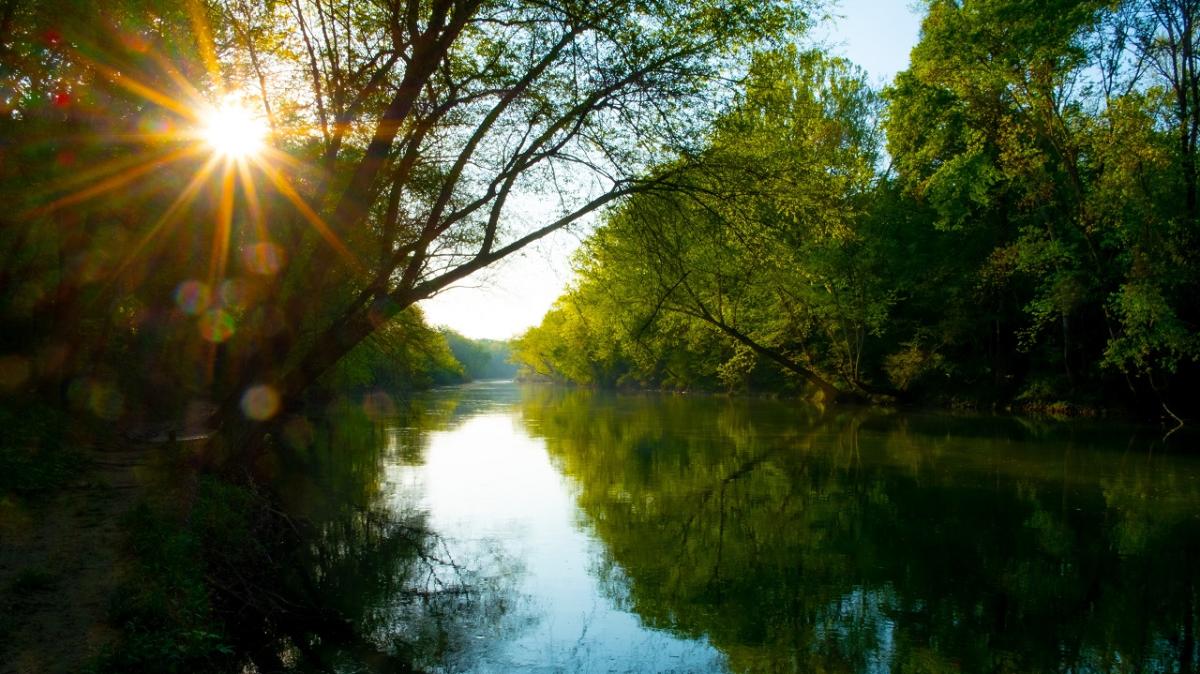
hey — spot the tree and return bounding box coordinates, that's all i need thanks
[325,307,465,392]
[885,0,1200,414]
[537,49,893,402]
[202,0,808,425]
[0,0,810,431]
[1132,0,1200,220]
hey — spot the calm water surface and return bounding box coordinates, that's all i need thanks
[276,381,1200,673]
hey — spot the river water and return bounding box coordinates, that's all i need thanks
[268,381,1200,673]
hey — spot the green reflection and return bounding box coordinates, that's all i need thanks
[517,386,1200,674]
[220,388,520,673]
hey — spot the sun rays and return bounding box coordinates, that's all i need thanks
[27,30,362,287]
[17,14,369,392]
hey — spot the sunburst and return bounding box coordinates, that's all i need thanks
[21,15,367,387]
[28,39,360,277]
[198,97,268,160]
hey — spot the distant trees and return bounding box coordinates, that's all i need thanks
[441,331,516,380]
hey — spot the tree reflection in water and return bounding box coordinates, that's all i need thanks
[222,383,1200,673]
[516,386,1200,674]
[220,391,524,673]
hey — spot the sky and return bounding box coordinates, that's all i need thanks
[419,0,925,341]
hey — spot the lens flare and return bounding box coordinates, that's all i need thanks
[242,241,283,275]
[174,280,211,315]
[240,384,280,420]
[198,308,235,342]
[219,278,248,308]
[137,112,175,136]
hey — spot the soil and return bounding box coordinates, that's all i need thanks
[0,398,216,673]
[0,440,148,674]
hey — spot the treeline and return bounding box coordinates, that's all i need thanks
[441,331,518,380]
[325,309,516,393]
[514,0,1200,418]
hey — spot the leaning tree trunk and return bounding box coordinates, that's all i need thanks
[694,310,850,404]
[214,287,416,464]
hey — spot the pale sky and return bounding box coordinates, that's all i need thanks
[419,0,924,340]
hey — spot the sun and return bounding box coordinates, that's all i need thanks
[199,98,267,159]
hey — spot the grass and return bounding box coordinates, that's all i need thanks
[87,485,238,674]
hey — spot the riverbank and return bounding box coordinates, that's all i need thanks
[0,434,147,673]
[514,376,1192,430]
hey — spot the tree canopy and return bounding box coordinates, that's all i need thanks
[0,0,809,430]
[515,0,1200,419]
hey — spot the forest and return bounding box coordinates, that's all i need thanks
[2,0,1199,671]
[513,0,1200,421]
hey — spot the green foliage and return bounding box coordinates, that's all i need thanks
[1103,281,1200,375]
[523,0,1200,415]
[441,330,517,380]
[90,486,237,674]
[884,343,947,393]
[518,49,899,400]
[323,307,466,392]
[881,0,1200,410]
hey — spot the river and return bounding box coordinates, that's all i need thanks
[262,380,1200,673]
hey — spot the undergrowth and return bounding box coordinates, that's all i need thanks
[87,479,241,673]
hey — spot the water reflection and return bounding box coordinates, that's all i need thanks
[236,391,525,673]
[515,386,1200,674]
[258,382,1200,673]
[384,384,728,672]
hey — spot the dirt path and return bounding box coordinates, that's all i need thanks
[0,440,150,674]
